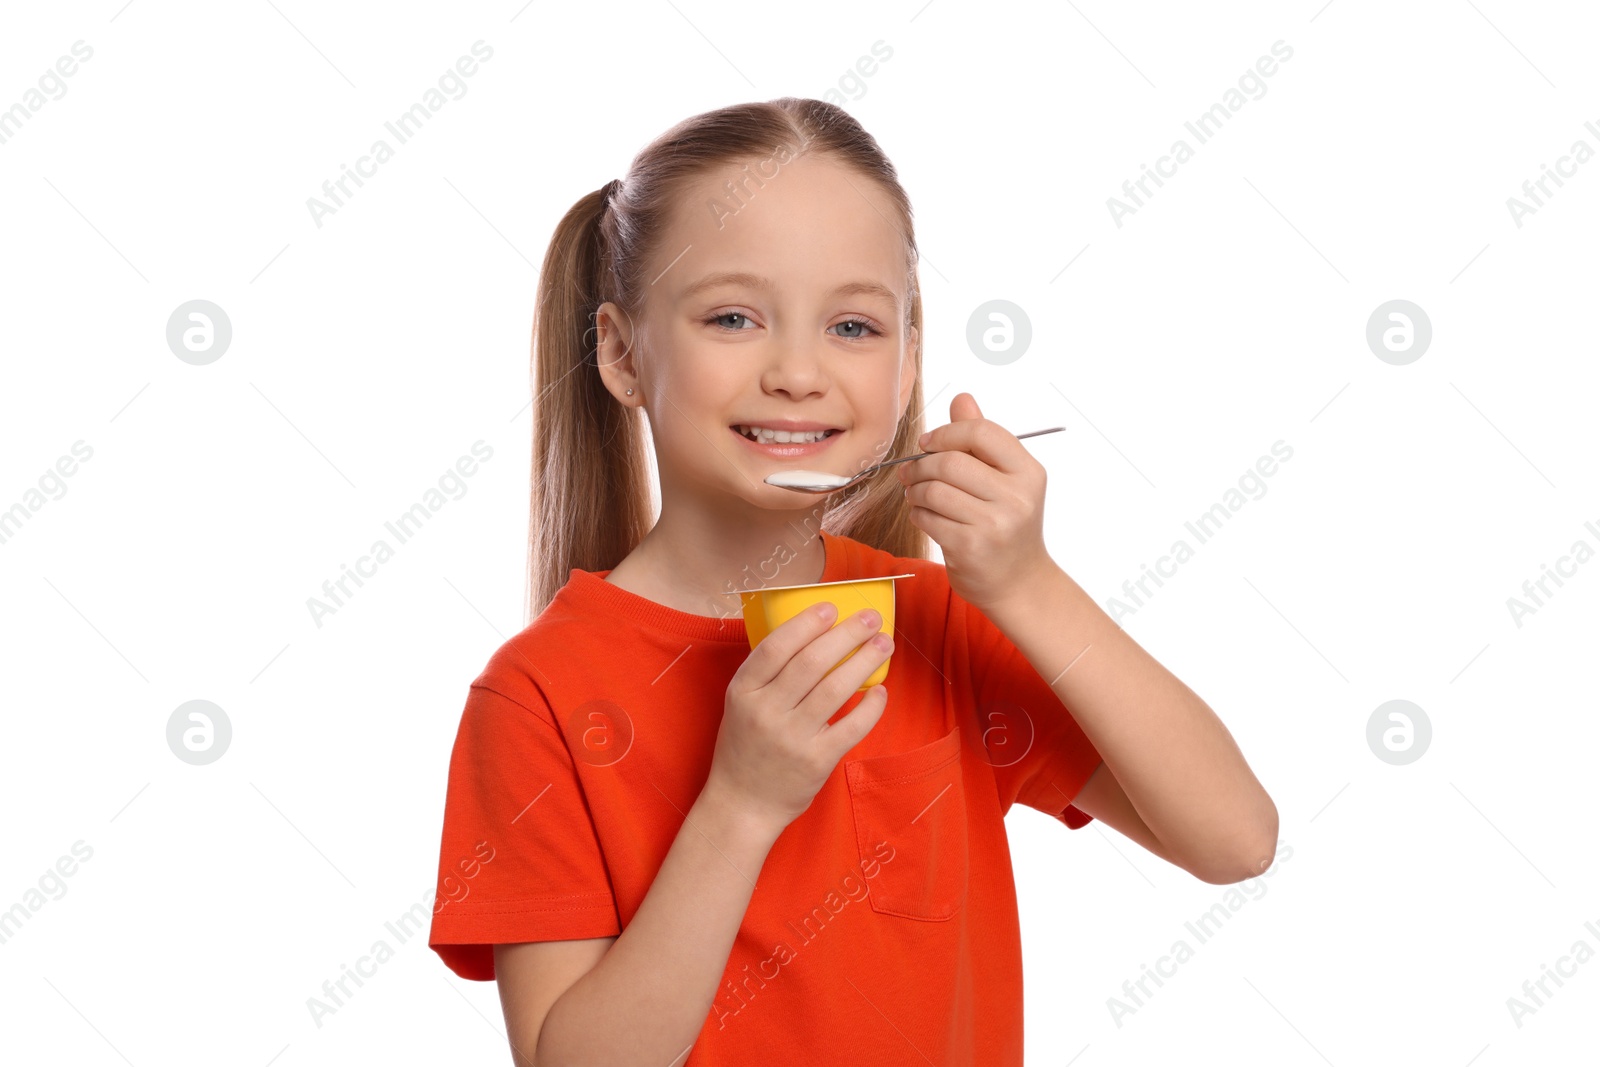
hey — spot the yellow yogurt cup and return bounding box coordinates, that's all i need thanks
[739,573,916,691]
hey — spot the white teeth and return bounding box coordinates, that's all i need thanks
[739,425,830,444]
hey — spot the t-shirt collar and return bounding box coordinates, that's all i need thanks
[562,528,848,642]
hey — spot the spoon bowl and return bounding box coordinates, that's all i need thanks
[764,426,1065,494]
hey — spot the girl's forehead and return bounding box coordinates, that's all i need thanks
[663,155,901,244]
[649,160,909,305]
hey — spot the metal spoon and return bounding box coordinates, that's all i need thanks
[764,426,1066,494]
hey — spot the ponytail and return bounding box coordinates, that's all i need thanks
[526,180,653,619]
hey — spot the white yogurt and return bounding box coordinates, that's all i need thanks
[765,469,850,489]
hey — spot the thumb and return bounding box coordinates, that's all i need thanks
[950,392,983,422]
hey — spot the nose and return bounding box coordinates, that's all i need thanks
[759,333,830,401]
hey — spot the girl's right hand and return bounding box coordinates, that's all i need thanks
[705,602,893,835]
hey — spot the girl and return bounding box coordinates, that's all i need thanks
[428,97,1277,1066]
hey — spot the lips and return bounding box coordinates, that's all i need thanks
[729,426,844,458]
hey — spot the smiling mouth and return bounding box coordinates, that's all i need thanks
[729,426,842,444]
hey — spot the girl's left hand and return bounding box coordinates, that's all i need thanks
[899,392,1055,612]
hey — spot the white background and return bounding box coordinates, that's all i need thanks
[2,1,1597,1063]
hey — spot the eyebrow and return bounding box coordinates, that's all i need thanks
[679,271,900,308]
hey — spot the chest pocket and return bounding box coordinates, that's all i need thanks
[844,724,969,921]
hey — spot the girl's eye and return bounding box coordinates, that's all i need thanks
[830,317,883,340]
[705,311,754,331]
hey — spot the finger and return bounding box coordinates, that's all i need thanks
[767,606,888,711]
[905,476,985,525]
[899,450,1002,502]
[797,625,894,729]
[818,683,888,760]
[907,501,966,543]
[737,600,840,691]
[918,419,1029,475]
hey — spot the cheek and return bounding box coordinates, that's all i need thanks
[866,374,907,445]
[659,342,743,402]
[657,414,726,467]
[648,367,743,461]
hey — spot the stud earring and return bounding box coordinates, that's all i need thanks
[626,388,634,395]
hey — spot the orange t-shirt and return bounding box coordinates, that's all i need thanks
[429,528,1103,1064]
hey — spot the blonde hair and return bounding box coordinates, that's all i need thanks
[527,97,929,620]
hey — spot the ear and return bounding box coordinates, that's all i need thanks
[594,301,641,404]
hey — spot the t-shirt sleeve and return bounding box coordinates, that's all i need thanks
[428,680,621,981]
[962,594,1103,829]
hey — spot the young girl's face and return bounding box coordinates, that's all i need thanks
[603,153,918,513]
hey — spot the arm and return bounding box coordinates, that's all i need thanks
[532,781,780,1066]
[901,393,1276,885]
[496,936,615,1066]
[983,561,1278,884]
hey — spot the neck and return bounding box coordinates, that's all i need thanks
[620,489,832,619]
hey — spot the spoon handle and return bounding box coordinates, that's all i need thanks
[873,425,1066,473]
